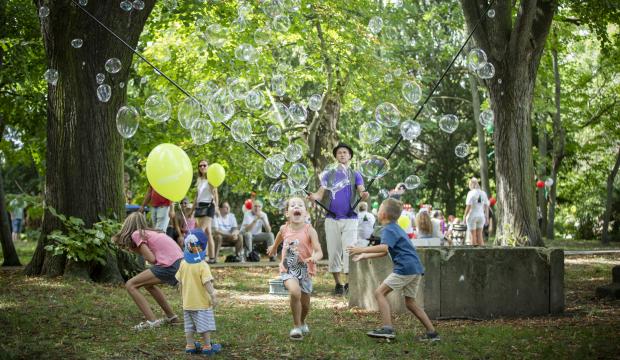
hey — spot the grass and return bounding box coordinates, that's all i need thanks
[1,253,619,359]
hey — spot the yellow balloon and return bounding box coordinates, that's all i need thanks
[207,163,226,187]
[397,215,411,230]
[146,144,193,202]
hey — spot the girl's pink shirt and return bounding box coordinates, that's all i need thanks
[278,223,317,277]
[131,230,183,267]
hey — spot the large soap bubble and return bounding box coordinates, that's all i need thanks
[488,9,496,18]
[132,0,145,10]
[205,24,228,48]
[105,58,122,74]
[264,153,286,179]
[116,106,140,139]
[254,27,271,46]
[288,102,307,123]
[268,180,291,209]
[144,94,172,123]
[368,16,383,34]
[375,102,401,128]
[207,89,235,123]
[308,94,323,112]
[285,143,302,162]
[71,39,83,48]
[351,98,363,112]
[96,73,105,85]
[120,0,132,11]
[359,155,390,179]
[190,118,213,145]
[39,6,50,18]
[245,89,265,110]
[97,84,112,103]
[404,175,421,190]
[439,114,458,134]
[400,120,421,140]
[227,77,248,101]
[320,163,350,197]
[271,14,291,32]
[287,163,310,190]
[271,74,287,97]
[44,69,59,85]
[178,98,202,129]
[479,109,494,127]
[476,62,495,79]
[270,102,289,123]
[235,43,258,63]
[231,118,252,143]
[467,48,487,71]
[267,125,282,141]
[455,143,470,158]
[402,81,422,104]
[359,122,383,144]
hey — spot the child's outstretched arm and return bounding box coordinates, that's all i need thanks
[204,280,217,308]
[347,244,388,261]
[305,227,323,264]
[267,227,285,257]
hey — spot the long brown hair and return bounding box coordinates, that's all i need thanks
[415,211,432,235]
[113,212,150,250]
[197,159,208,180]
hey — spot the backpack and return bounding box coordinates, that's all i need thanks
[247,250,261,262]
[225,255,241,263]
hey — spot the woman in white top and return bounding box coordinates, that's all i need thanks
[193,159,219,263]
[464,177,489,246]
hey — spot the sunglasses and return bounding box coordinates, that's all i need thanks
[198,164,207,168]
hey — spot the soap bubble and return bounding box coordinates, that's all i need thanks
[238,2,252,18]
[288,102,307,123]
[105,58,122,74]
[283,0,301,12]
[119,82,125,88]
[455,143,470,158]
[271,14,291,32]
[205,24,228,48]
[231,118,252,143]
[264,153,286,179]
[285,143,302,162]
[262,0,284,17]
[479,109,494,127]
[544,178,554,187]
[308,94,323,112]
[320,163,351,196]
[132,0,145,10]
[116,106,140,139]
[254,27,271,46]
[227,77,248,101]
[268,180,291,209]
[384,73,393,83]
[351,98,363,112]
[71,39,83,48]
[374,102,401,128]
[476,62,495,79]
[163,0,177,10]
[144,94,172,123]
[78,0,88,5]
[487,9,496,18]
[207,89,235,123]
[267,125,282,141]
[271,74,287,96]
[439,114,458,134]
[359,122,383,144]
[178,98,201,129]
[245,89,265,110]
[368,16,383,34]
[378,189,389,199]
[287,163,310,190]
[235,43,258,62]
[96,73,105,85]
[404,175,421,190]
[270,102,289,123]
[97,84,112,102]
[39,6,50,18]
[190,119,213,145]
[359,155,390,179]
[400,120,421,140]
[120,1,132,12]
[467,48,487,71]
[402,81,422,104]
[44,69,59,85]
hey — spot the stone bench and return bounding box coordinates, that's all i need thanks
[349,247,564,319]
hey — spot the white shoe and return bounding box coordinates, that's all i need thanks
[289,327,303,340]
[300,324,309,334]
[133,319,163,331]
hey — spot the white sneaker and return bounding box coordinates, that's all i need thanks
[300,324,309,334]
[289,327,303,340]
[132,319,163,331]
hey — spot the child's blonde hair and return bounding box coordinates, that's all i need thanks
[415,210,432,235]
[113,212,149,250]
[381,198,403,221]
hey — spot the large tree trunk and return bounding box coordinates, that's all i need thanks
[469,74,490,195]
[460,0,556,246]
[0,166,21,266]
[546,36,565,240]
[537,113,548,234]
[25,1,154,280]
[602,146,620,244]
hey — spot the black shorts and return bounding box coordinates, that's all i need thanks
[195,202,215,218]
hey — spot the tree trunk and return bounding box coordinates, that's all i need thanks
[469,74,490,194]
[602,146,620,244]
[537,113,548,235]
[546,36,565,240]
[0,166,21,266]
[460,0,556,246]
[25,1,154,280]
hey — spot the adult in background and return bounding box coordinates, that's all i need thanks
[415,209,433,239]
[140,185,172,232]
[431,210,445,244]
[241,200,275,261]
[168,198,195,247]
[193,159,219,264]
[464,177,489,246]
[9,198,25,242]
[356,202,376,247]
[308,143,369,296]
[213,202,244,261]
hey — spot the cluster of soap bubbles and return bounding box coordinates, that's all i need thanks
[467,48,495,80]
[320,163,351,198]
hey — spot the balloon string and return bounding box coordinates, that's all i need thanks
[178,202,190,234]
[352,0,496,210]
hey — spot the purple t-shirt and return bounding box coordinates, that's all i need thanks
[327,171,363,220]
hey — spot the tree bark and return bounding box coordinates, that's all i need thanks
[460,0,556,246]
[0,166,21,266]
[25,1,154,280]
[537,113,548,234]
[602,146,620,244]
[469,73,490,194]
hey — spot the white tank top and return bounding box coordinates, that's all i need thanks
[196,177,213,203]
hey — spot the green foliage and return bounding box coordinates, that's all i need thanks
[495,223,530,247]
[43,207,121,265]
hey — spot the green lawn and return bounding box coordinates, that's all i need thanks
[1,253,619,359]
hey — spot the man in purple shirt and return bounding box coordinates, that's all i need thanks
[309,143,369,295]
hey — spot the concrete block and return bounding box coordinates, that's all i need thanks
[412,238,441,247]
[548,248,565,313]
[612,265,620,283]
